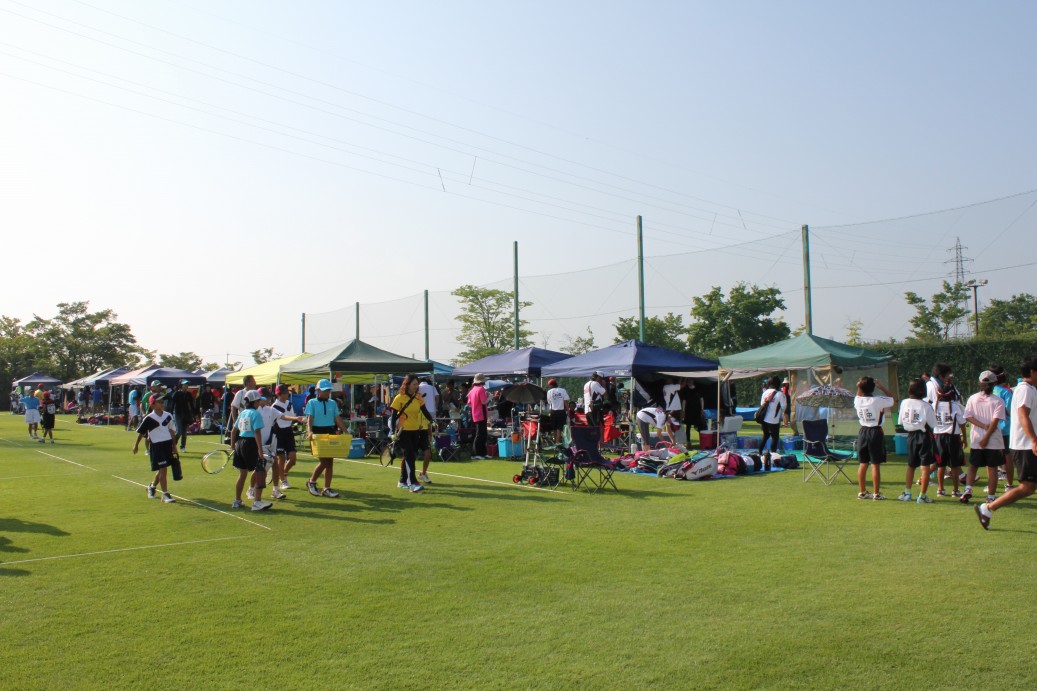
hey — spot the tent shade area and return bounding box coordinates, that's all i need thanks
[204,367,233,385]
[279,340,433,384]
[719,332,894,374]
[541,340,717,379]
[225,354,311,387]
[451,346,570,378]
[11,372,63,389]
[110,364,162,388]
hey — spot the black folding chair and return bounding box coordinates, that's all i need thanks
[802,418,856,485]
[365,418,388,458]
[568,425,619,493]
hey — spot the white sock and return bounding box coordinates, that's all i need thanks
[980,503,993,518]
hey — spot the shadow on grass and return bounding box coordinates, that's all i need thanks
[0,518,71,537]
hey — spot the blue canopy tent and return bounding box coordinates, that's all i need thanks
[11,372,63,391]
[452,346,570,378]
[541,340,716,378]
[86,367,131,388]
[140,368,208,388]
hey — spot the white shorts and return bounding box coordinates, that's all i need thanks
[128,403,139,417]
[25,409,40,425]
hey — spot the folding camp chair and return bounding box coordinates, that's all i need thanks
[568,425,619,493]
[717,415,743,449]
[801,418,856,485]
[365,418,388,458]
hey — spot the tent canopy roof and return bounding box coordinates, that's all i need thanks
[279,340,433,380]
[718,333,893,372]
[452,346,570,378]
[110,364,161,387]
[12,372,64,388]
[225,354,311,387]
[541,340,717,378]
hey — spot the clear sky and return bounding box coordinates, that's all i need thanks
[2,0,1035,365]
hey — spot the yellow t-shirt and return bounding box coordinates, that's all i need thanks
[390,392,428,431]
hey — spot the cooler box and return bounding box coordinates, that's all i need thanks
[699,431,717,450]
[781,435,803,451]
[311,433,352,457]
[497,438,523,458]
[894,433,908,455]
[485,442,499,458]
[737,436,759,450]
[347,438,366,459]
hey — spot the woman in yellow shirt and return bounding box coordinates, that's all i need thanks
[389,374,433,492]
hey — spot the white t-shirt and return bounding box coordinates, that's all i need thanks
[964,392,1006,450]
[583,380,606,411]
[231,388,251,413]
[636,407,668,429]
[759,389,786,425]
[924,379,941,407]
[418,382,438,417]
[933,400,965,435]
[270,397,295,429]
[854,395,894,428]
[1009,381,1037,450]
[259,405,277,443]
[546,386,569,411]
[898,398,936,433]
[662,384,681,412]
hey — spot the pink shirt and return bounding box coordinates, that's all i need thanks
[964,392,1006,450]
[467,385,488,422]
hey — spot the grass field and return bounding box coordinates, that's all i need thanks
[1,414,1035,689]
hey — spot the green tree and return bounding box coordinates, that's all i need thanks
[0,316,47,405]
[845,319,865,346]
[904,281,969,341]
[613,313,688,352]
[452,284,533,364]
[159,352,204,371]
[687,283,790,357]
[561,327,596,355]
[250,347,282,365]
[24,302,150,382]
[979,293,1037,336]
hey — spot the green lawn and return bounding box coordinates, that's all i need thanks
[1,414,1034,689]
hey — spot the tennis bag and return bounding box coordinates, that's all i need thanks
[675,454,718,481]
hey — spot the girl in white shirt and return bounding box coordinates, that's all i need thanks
[758,376,786,454]
[853,377,895,500]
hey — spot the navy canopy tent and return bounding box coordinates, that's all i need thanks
[87,367,131,388]
[541,340,716,379]
[142,368,207,388]
[12,372,63,389]
[452,346,571,378]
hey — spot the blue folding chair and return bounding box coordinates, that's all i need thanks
[802,419,856,485]
[567,425,619,493]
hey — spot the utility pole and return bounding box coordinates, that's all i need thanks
[424,289,430,361]
[964,278,988,337]
[945,237,974,339]
[801,224,812,335]
[637,215,645,341]
[301,313,306,352]
[513,241,520,350]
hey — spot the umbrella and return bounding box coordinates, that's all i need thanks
[796,385,855,409]
[500,383,547,404]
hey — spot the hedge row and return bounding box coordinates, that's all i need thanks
[885,334,1037,398]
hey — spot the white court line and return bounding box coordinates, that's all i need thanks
[36,450,99,472]
[0,536,248,566]
[336,457,569,495]
[0,436,29,446]
[0,472,89,481]
[111,475,272,531]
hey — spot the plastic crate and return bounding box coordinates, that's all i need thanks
[485,442,499,458]
[894,433,908,455]
[737,436,759,450]
[781,435,803,451]
[347,438,366,459]
[310,433,352,458]
[498,438,523,459]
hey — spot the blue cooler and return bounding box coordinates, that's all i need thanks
[497,438,523,458]
[894,433,908,455]
[348,438,366,459]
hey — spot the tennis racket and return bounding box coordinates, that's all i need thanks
[201,448,230,474]
[379,434,398,467]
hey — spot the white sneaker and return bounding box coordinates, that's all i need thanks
[38,438,45,444]
[246,487,255,500]
[321,488,340,498]
[897,490,912,502]
[306,481,321,497]
[147,484,157,499]
[279,480,290,490]
[232,499,243,509]
[472,455,486,460]
[398,482,411,489]
[410,484,424,493]
[419,472,432,485]
[251,500,272,512]
[271,488,286,500]
[162,493,176,503]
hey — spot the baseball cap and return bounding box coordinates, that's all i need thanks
[547,379,557,387]
[179,378,190,385]
[257,387,269,399]
[592,371,603,378]
[978,370,998,384]
[149,380,162,388]
[316,378,333,391]
[275,384,290,395]
[244,390,262,403]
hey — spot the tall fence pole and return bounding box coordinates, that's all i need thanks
[513,241,520,350]
[355,302,360,341]
[424,289,430,361]
[802,224,813,335]
[637,215,646,342]
[301,313,306,352]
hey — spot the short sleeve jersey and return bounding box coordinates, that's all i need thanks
[994,385,1013,436]
[390,392,428,431]
[92,388,103,403]
[546,386,569,411]
[20,395,39,411]
[258,405,277,442]
[898,398,936,432]
[270,398,295,429]
[417,382,438,417]
[467,385,488,423]
[760,389,786,425]
[583,380,606,411]
[235,407,264,439]
[636,407,667,429]
[964,392,1006,450]
[854,395,894,428]
[304,396,340,428]
[933,400,966,435]
[136,411,174,443]
[128,390,139,405]
[1009,382,1037,451]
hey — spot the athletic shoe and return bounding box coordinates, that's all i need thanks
[306,481,320,497]
[398,482,411,489]
[975,504,990,530]
[998,468,1007,481]
[872,493,886,501]
[419,472,432,485]
[410,483,424,493]
[50,439,54,444]
[162,493,175,503]
[1005,484,1016,492]
[952,490,962,498]
[231,499,243,509]
[321,488,340,498]
[271,488,286,500]
[937,489,947,497]
[38,438,45,443]
[147,484,157,499]
[986,495,997,503]
[472,455,486,460]
[897,490,913,502]
[960,488,972,504]
[959,472,968,483]
[857,492,873,500]
[279,480,291,490]
[917,494,933,504]
[251,500,272,512]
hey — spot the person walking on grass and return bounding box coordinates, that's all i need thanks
[304,378,348,498]
[271,384,305,494]
[133,395,178,504]
[126,386,141,431]
[976,356,1037,530]
[961,370,1007,506]
[390,374,432,492]
[39,392,57,444]
[759,375,787,454]
[169,380,196,451]
[20,388,41,440]
[854,377,895,500]
[230,390,272,512]
[897,378,937,503]
[545,379,569,444]
[468,374,489,459]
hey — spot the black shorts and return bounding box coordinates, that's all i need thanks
[149,440,175,472]
[274,426,296,454]
[549,410,567,431]
[1012,449,1037,484]
[970,448,1004,468]
[934,434,964,467]
[41,413,55,431]
[857,426,886,464]
[233,438,261,472]
[312,425,336,435]
[414,430,429,451]
[907,430,934,469]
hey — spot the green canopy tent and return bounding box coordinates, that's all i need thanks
[278,339,434,385]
